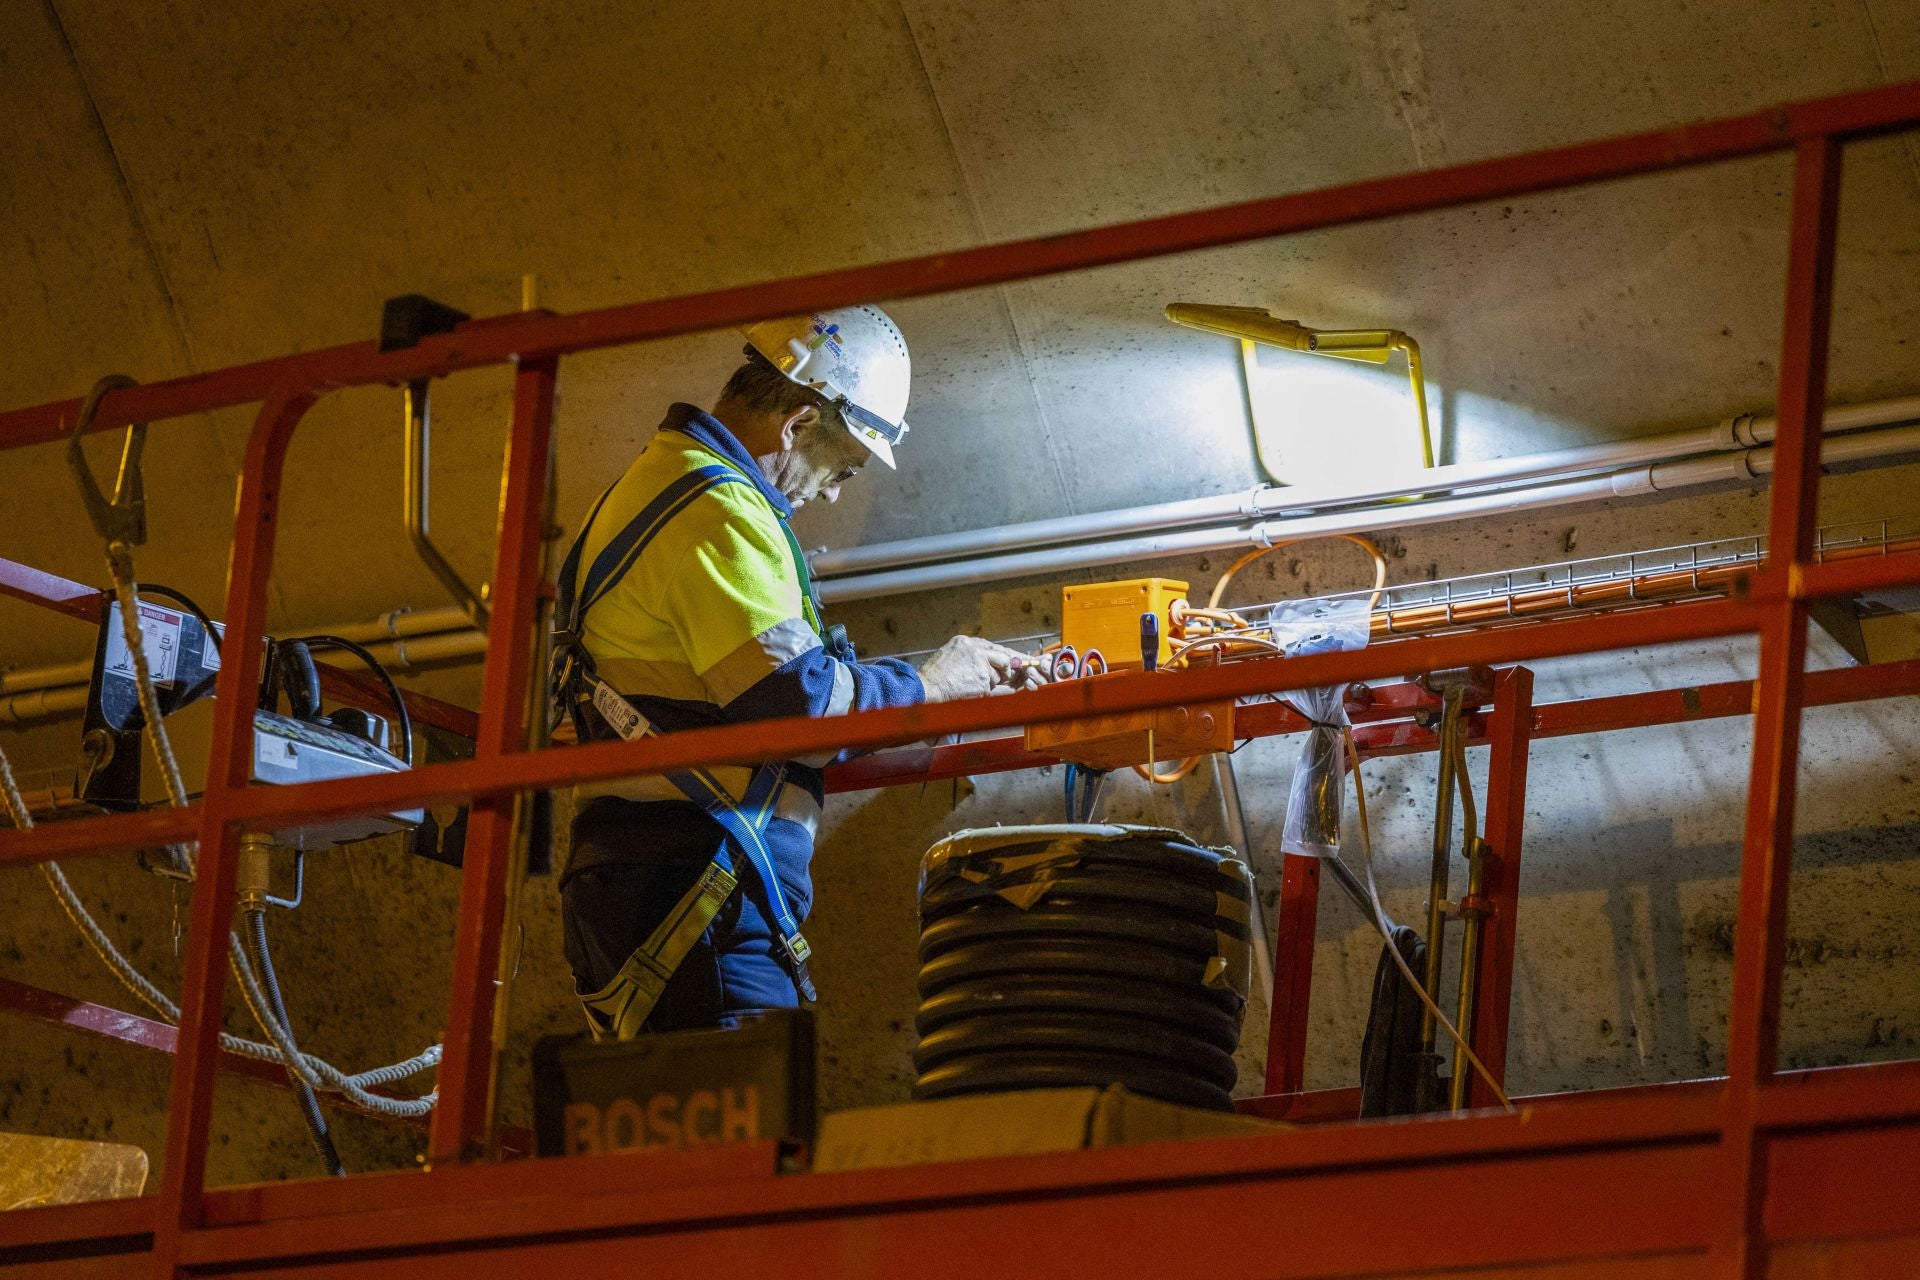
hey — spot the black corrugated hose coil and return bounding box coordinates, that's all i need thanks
[915,824,1254,1112]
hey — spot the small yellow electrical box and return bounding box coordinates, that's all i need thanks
[1061,578,1188,670]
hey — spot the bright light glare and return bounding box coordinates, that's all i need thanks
[1246,348,1426,488]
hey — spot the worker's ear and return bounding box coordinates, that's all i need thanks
[778,403,820,450]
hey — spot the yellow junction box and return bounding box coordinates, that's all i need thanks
[1061,577,1188,671]
[1038,577,1232,770]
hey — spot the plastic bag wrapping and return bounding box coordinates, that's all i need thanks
[1270,597,1373,858]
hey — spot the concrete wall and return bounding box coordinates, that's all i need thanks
[4,0,1920,1191]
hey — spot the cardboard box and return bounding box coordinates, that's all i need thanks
[811,1085,1285,1172]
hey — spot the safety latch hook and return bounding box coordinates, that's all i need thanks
[66,374,148,547]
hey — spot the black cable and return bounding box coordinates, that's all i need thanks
[283,635,413,764]
[243,908,347,1177]
[132,583,221,655]
[136,584,222,710]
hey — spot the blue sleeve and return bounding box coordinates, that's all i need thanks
[850,655,925,714]
[725,650,923,724]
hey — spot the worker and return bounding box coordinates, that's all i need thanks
[549,305,1042,1039]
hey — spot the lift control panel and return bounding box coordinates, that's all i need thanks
[77,599,423,849]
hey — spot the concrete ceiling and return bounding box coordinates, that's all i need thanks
[4,0,1920,671]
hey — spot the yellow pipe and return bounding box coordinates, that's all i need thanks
[1398,334,1436,469]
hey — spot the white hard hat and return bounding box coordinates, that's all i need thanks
[742,305,911,468]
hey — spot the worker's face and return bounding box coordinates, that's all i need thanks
[770,405,868,510]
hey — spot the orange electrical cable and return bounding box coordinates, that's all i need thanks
[1208,534,1389,611]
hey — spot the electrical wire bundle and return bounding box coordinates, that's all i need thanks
[914,824,1255,1112]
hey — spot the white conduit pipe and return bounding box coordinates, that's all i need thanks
[817,420,1920,603]
[810,393,1920,579]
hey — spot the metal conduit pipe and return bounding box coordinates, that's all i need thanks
[810,392,1920,580]
[7,414,1918,718]
[316,605,475,648]
[817,419,1920,603]
[0,607,476,699]
[0,686,88,727]
[0,623,485,727]
[404,380,491,630]
[0,660,93,698]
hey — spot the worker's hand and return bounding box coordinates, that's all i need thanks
[919,635,1049,703]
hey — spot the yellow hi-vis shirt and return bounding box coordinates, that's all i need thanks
[566,404,924,827]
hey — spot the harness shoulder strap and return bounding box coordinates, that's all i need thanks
[551,458,821,1036]
[566,463,746,630]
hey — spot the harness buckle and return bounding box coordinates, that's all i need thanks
[781,936,818,1003]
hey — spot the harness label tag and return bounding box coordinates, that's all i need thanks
[592,680,648,740]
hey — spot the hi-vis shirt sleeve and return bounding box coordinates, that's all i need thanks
[654,490,924,722]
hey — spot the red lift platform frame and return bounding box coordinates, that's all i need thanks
[3,81,1920,1279]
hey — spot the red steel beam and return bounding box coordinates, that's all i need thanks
[313,663,480,742]
[827,654,1920,797]
[1264,853,1320,1096]
[0,805,198,869]
[824,678,1452,792]
[144,1062,1918,1276]
[1794,543,1920,600]
[4,82,1919,456]
[430,358,557,1164]
[173,1085,1727,1269]
[0,595,1764,872]
[154,389,318,1271]
[1717,134,1844,1280]
[1467,665,1534,1107]
[0,555,103,624]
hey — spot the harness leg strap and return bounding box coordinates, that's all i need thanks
[578,859,740,1040]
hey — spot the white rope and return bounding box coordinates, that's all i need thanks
[2,569,439,1118]
[33,848,438,1116]
[104,544,192,870]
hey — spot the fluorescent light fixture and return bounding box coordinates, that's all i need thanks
[1166,303,1435,481]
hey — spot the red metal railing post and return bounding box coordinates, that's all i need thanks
[1264,854,1320,1096]
[1713,134,1844,1280]
[1465,665,1533,1108]
[429,357,558,1162]
[150,388,316,1277]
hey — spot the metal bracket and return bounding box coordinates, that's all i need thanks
[404,378,491,630]
[378,294,491,629]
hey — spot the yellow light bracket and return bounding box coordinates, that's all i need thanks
[1165,303,1434,483]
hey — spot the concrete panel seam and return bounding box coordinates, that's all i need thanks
[894,0,1080,516]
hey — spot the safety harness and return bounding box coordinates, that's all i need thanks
[549,460,822,1039]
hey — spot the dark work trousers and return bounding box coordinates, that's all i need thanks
[560,796,814,1032]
